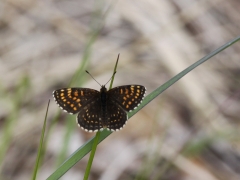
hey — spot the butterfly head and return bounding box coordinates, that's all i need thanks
[100,85,107,92]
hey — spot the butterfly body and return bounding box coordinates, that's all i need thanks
[53,85,146,132]
[100,85,108,127]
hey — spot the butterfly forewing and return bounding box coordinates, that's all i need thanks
[53,88,99,114]
[108,85,146,112]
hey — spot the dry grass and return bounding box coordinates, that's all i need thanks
[1,0,240,180]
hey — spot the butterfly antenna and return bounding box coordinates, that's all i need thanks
[85,70,101,86]
[104,71,116,86]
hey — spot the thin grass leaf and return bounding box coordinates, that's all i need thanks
[83,132,100,180]
[53,3,104,166]
[47,36,240,180]
[32,100,50,180]
[0,75,30,169]
[55,116,76,166]
[83,54,119,180]
[46,0,118,171]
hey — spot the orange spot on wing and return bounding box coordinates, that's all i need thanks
[74,91,78,96]
[120,89,123,94]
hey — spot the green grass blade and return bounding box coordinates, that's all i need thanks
[83,54,119,180]
[129,35,240,114]
[47,36,240,180]
[0,75,30,171]
[47,130,111,180]
[83,132,100,180]
[32,100,50,180]
[53,3,105,166]
[55,116,76,166]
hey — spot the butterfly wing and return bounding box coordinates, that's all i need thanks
[108,85,146,112]
[76,97,103,132]
[53,88,99,114]
[106,100,128,131]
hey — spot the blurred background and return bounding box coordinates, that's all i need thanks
[1,0,240,180]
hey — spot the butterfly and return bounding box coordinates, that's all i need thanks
[53,85,146,132]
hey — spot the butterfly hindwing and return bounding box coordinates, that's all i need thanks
[76,97,103,132]
[106,100,128,131]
